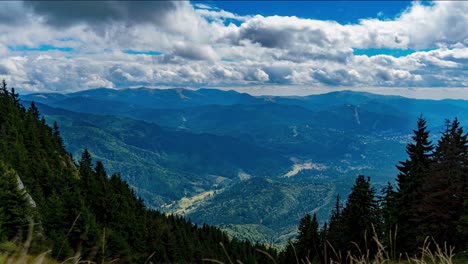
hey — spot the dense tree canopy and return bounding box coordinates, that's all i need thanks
[283,116,467,263]
[0,81,276,263]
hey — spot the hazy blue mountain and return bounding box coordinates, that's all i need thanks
[20,88,468,245]
[23,87,263,110]
[22,88,468,129]
[130,102,411,132]
[27,102,290,206]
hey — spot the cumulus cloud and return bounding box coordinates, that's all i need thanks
[171,42,218,61]
[0,64,9,75]
[233,2,468,50]
[0,2,30,25]
[0,1,466,93]
[245,68,269,82]
[311,69,363,86]
[24,1,181,28]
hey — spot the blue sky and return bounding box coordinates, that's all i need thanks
[194,1,439,57]
[8,44,74,53]
[196,1,413,24]
[0,1,466,98]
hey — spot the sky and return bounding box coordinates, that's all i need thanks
[0,1,467,98]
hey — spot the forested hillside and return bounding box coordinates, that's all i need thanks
[282,117,468,263]
[22,87,468,245]
[0,81,276,263]
[3,79,467,263]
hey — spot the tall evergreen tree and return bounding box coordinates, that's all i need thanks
[27,101,40,121]
[79,149,94,195]
[0,162,31,240]
[52,121,64,147]
[457,199,468,250]
[395,116,433,253]
[10,87,20,107]
[340,175,378,257]
[295,213,321,263]
[1,79,7,96]
[419,118,468,249]
[378,182,398,258]
[326,194,345,258]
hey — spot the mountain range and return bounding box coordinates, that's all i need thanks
[21,88,468,244]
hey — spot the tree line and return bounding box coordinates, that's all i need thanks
[0,81,277,263]
[281,116,467,263]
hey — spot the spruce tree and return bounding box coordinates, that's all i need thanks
[1,79,7,96]
[0,162,31,241]
[27,101,40,121]
[326,194,345,256]
[395,116,433,253]
[340,175,378,257]
[295,213,321,263]
[79,149,94,195]
[379,182,398,258]
[52,121,64,147]
[10,87,20,107]
[419,118,467,248]
[457,199,468,249]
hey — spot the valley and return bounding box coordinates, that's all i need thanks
[21,88,468,244]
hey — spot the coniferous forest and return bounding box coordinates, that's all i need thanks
[0,81,277,263]
[281,117,468,263]
[1,79,467,263]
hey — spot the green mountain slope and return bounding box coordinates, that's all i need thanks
[30,102,291,209]
[0,82,277,263]
[188,177,335,244]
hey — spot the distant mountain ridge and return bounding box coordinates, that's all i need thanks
[20,87,468,245]
[22,87,468,126]
[23,87,263,110]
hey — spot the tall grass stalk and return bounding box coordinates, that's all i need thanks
[0,223,460,264]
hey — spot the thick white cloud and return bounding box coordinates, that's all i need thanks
[233,1,468,50]
[0,1,466,93]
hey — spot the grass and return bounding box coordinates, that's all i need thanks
[1,224,467,264]
[1,240,466,264]
[205,226,467,264]
[293,227,466,264]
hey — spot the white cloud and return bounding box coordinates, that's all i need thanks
[0,1,465,93]
[247,68,269,82]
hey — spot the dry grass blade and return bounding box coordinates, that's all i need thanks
[256,248,277,264]
[219,242,234,264]
[202,259,225,264]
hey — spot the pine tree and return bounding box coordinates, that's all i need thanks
[1,79,7,96]
[10,87,20,107]
[419,118,468,248]
[340,175,378,257]
[52,121,64,147]
[27,101,40,121]
[326,194,345,258]
[457,199,468,249]
[395,116,433,253]
[79,149,94,194]
[379,182,398,257]
[0,162,31,240]
[319,222,328,264]
[295,213,321,263]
